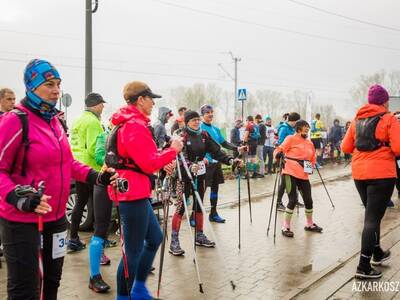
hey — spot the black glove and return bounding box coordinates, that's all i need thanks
[87,169,114,186]
[231,158,242,175]
[97,171,113,186]
[275,152,283,159]
[6,185,41,212]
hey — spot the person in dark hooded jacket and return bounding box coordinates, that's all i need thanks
[153,106,173,148]
[329,119,343,162]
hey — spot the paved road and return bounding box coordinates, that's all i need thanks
[3,164,400,299]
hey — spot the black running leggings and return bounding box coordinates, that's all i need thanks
[0,216,67,300]
[354,178,395,258]
[93,184,113,239]
[285,175,313,210]
[70,181,93,239]
[277,174,299,204]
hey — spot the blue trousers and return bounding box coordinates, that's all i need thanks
[117,199,163,296]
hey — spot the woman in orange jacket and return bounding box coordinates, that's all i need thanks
[342,84,400,280]
[274,120,323,238]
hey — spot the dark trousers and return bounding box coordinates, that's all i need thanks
[354,178,395,268]
[70,181,93,239]
[263,146,274,173]
[117,199,163,296]
[93,184,113,239]
[0,217,67,300]
[286,176,313,210]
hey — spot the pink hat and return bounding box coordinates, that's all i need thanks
[368,84,389,105]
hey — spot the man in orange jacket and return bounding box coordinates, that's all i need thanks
[342,84,400,279]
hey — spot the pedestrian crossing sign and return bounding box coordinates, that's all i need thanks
[238,88,247,101]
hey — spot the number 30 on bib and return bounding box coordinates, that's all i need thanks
[52,230,67,259]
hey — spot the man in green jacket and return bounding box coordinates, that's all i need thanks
[68,93,106,251]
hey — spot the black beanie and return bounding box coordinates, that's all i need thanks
[288,112,300,122]
[184,110,200,124]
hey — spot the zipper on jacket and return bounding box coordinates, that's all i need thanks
[50,123,64,219]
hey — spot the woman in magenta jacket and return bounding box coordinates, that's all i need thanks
[109,81,183,300]
[0,59,115,300]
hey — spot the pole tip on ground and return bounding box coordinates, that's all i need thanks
[230,281,236,290]
[300,263,313,273]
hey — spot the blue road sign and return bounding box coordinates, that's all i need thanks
[238,88,247,101]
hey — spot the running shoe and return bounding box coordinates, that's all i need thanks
[195,232,215,248]
[281,228,294,238]
[251,173,264,179]
[277,202,286,212]
[169,232,185,256]
[104,239,117,248]
[355,267,382,279]
[67,238,86,252]
[387,200,395,208]
[209,213,226,223]
[371,250,391,266]
[304,223,323,233]
[100,254,111,266]
[89,274,110,293]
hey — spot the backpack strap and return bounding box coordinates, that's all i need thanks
[10,109,29,176]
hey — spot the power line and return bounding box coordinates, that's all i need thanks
[209,0,373,33]
[0,56,348,94]
[0,50,228,67]
[287,0,400,33]
[0,28,223,55]
[152,0,400,52]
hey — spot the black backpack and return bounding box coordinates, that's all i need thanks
[355,112,388,151]
[104,123,156,188]
[9,108,68,176]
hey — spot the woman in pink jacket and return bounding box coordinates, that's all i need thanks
[108,81,183,300]
[0,59,115,300]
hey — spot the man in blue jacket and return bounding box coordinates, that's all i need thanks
[198,104,246,223]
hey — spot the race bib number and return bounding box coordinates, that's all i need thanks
[197,161,206,176]
[52,230,67,259]
[304,160,313,174]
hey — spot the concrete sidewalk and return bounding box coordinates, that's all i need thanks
[5,163,389,300]
[207,163,351,209]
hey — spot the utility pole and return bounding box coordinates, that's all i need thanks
[85,0,99,99]
[218,52,241,123]
[230,52,242,121]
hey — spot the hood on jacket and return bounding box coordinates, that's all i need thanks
[112,104,150,127]
[281,122,293,130]
[356,104,387,119]
[158,107,172,124]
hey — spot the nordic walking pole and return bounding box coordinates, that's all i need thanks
[238,167,241,249]
[273,160,284,244]
[113,185,132,300]
[176,156,204,293]
[315,166,335,209]
[157,176,171,299]
[267,165,280,236]
[37,181,46,300]
[179,153,236,291]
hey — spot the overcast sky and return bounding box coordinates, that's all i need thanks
[1,0,400,123]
